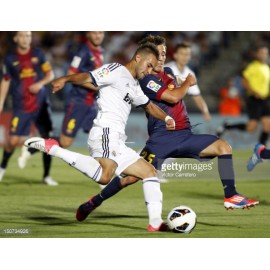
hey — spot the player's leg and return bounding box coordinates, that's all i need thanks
[0,135,20,181]
[24,136,116,184]
[121,157,167,231]
[75,141,145,222]
[216,121,246,137]
[76,175,139,222]
[1,112,31,181]
[199,137,259,209]
[21,98,87,160]
[24,127,127,184]
[247,143,266,171]
[36,101,58,185]
[246,99,270,169]
[76,144,166,223]
[216,96,258,137]
[259,115,270,145]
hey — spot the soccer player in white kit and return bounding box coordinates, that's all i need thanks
[24,43,175,231]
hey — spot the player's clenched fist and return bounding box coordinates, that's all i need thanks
[165,116,175,130]
[185,73,197,87]
[51,77,67,93]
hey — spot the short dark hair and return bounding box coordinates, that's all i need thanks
[134,42,159,60]
[175,42,191,51]
[138,34,166,46]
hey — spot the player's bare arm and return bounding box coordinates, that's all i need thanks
[0,79,11,114]
[29,70,55,94]
[51,72,97,94]
[161,73,197,104]
[192,95,212,121]
[144,102,175,130]
[67,69,97,91]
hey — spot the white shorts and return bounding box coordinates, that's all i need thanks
[87,126,141,176]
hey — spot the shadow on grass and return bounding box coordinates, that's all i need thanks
[0,175,44,185]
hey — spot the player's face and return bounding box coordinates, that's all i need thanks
[153,44,166,73]
[87,31,105,47]
[135,54,158,79]
[14,31,32,50]
[256,47,269,63]
[174,47,191,66]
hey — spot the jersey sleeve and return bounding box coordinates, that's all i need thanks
[90,63,122,87]
[36,49,52,73]
[139,74,167,101]
[132,85,150,108]
[187,84,201,96]
[68,45,88,73]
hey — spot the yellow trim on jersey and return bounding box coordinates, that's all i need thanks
[41,62,52,73]
[243,60,270,98]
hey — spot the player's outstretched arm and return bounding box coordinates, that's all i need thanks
[161,73,197,104]
[144,102,175,130]
[51,72,97,94]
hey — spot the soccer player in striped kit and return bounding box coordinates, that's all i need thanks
[0,31,57,185]
[24,42,176,230]
[18,32,105,170]
[78,35,259,232]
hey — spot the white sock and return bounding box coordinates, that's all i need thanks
[50,146,102,182]
[142,177,163,228]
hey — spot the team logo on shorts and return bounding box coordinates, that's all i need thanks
[146,80,161,92]
[97,68,110,78]
[66,119,76,134]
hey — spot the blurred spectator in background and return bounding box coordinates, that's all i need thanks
[218,77,242,116]
[216,44,270,145]
[0,31,57,185]
[165,42,212,121]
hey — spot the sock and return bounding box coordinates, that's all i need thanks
[218,154,237,198]
[259,132,269,145]
[225,123,246,131]
[142,177,163,228]
[92,176,122,206]
[50,146,102,182]
[0,150,14,169]
[260,149,270,159]
[42,153,52,178]
[51,136,62,146]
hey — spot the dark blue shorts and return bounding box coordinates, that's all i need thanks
[61,100,97,138]
[140,129,219,169]
[9,100,53,136]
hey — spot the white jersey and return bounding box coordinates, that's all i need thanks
[165,61,201,96]
[90,63,149,134]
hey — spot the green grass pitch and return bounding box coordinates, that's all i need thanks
[0,148,269,238]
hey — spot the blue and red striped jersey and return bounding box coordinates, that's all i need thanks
[68,41,104,106]
[139,67,191,135]
[3,48,52,113]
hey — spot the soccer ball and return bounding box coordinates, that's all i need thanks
[167,205,197,233]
